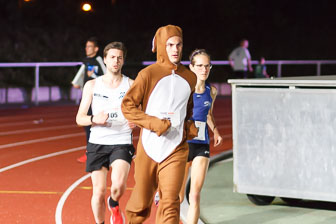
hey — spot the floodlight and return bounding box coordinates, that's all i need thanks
[82,3,92,12]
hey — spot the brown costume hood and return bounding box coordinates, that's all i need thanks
[121,24,197,141]
[152,25,183,69]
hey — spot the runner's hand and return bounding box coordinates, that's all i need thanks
[92,111,108,125]
[128,121,136,129]
[214,133,223,147]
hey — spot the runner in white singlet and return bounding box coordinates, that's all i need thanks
[76,42,135,224]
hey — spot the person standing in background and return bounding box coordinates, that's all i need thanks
[72,37,106,163]
[254,57,269,78]
[228,39,253,79]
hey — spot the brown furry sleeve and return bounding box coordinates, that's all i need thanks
[121,71,171,136]
[184,91,198,140]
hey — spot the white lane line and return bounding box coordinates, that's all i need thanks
[0,146,85,173]
[55,173,91,224]
[1,117,75,128]
[0,132,84,150]
[0,124,78,136]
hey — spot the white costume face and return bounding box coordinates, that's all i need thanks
[166,36,183,64]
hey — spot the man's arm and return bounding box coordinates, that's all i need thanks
[121,71,170,136]
[263,66,269,78]
[96,56,107,74]
[229,59,234,68]
[246,49,253,72]
[184,92,198,140]
[228,50,235,69]
[76,80,107,126]
[72,64,85,89]
[206,86,222,147]
[247,58,253,72]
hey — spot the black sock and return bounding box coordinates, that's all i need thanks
[109,197,119,208]
[97,222,104,224]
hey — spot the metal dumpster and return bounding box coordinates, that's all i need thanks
[228,75,336,205]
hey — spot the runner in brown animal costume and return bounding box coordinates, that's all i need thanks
[121,25,197,224]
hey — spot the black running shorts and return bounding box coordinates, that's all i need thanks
[187,142,210,162]
[86,143,135,172]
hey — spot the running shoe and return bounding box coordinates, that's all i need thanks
[107,196,125,224]
[154,191,160,206]
[77,154,87,163]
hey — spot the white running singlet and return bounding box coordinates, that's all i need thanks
[89,75,132,145]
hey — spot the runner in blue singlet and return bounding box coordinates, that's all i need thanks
[180,49,223,224]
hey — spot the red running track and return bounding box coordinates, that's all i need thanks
[0,97,232,223]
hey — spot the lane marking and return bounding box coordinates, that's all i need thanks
[0,190,63,195]
[78,186,134,190]
[55,177,136,223]
[0,117,75,128]
[0,146,85,173]
[0,132,84,150]
[0,124,78,136]
[55,173,91,224]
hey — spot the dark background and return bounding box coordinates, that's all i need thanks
[1,0,335,90]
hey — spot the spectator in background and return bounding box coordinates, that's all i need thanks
[228,39,253,79]
[72,37,106,163]
[254,57,269,78]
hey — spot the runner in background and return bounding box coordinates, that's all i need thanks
[72,37,106,163]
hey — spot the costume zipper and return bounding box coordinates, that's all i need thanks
[169,70,176,109]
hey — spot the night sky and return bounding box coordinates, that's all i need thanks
[1,0,336,82]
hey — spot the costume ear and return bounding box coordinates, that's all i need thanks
[152,35,157,53]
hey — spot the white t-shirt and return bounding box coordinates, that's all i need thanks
[229,47,251,71]
[89,75,132,145]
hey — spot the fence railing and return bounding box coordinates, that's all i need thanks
[1,60,336,106]
[143,60,336,77]
[0,62,83,105]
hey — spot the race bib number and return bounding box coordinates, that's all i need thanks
[106,107,124,126]
[159,111,180,128]
[193,121,206,141]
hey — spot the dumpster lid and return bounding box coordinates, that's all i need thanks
[228,75,336,87]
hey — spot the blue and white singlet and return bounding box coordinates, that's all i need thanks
[188,83,212,145]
